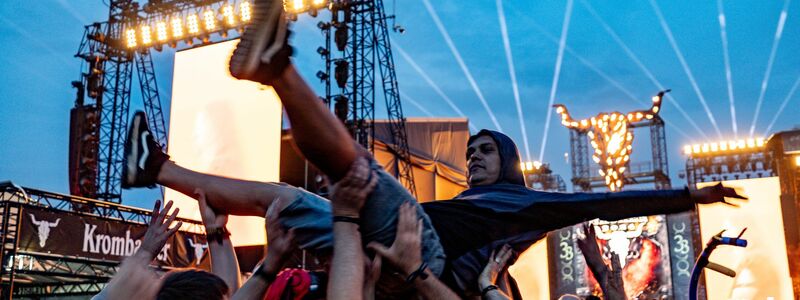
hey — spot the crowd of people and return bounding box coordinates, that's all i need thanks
[101,0,746,298]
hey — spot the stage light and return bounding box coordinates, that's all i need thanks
[335,24,348,51]
[316,71,329,81]
[311,0,326,8]
[172,17,184,38]
[203,9,216,31]
[795,156,800,167]
[756,138,765,147]
[222,5,236,26]
[240,1,252,22]
[156,21,168,42]
[140,25,153,45]
[334,60,348,88]
[317,46,329,56]
[126,28,137,48]
[187,14,200,34]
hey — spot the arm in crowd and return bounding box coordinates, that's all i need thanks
[196,189,241,296]
[232,198,297,300]
[327,157,377,300]
[93,200,182,300]
[368,203,460,300]
[576,223,625,300]
[524,183,745,232]
[477,244,513,300]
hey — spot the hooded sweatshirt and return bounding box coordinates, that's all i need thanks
[421,130,694,298]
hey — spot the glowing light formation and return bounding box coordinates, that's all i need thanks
[554,90,669,191]
[683,138,766,156]
[520,161,543,172]
[124,1,252,49]
[283,0,328,14]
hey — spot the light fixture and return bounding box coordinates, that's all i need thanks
[171,17,184,38]
[203,9,216,31]
[156,21,168,41]
[126,28,137,48]
[187,14,200,34]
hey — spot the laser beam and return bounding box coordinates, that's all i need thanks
[422,0,503,132]
[580,0,706,140]
[393,42,471,124]
[496,0,531,161]
[650,0,723,138]
[764,74,800,135]
[717,0,738,137]
[749,0,792,137]
[539,0,574,162]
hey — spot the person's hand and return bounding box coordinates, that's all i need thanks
[363,254,382,300]
[139,200,182,260]
[690,183,747,206]
[103,257,161,300]
[478,244,514,290]
[196,188,228,230]
[330,157,378,217]
[263,197,296,274]
[576,223,602,260]
[367,203,423,275]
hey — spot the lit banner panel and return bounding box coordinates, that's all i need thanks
[697,177,793,300]
[509,239,549,299]
[166,39,282,246]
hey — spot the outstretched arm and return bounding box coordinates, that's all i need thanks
[520,183,746,232]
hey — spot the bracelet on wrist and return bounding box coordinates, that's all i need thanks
[205,227,230,245]
[481,285,499,296]
[405,262,429,283]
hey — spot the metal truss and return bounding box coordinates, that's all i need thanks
[135,50,168,149]
[0,183,205,298]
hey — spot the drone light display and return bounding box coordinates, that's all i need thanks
[554,90,669,191]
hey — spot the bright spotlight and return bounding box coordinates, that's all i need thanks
[203,9,216,31]
[171,17,184,38]
[240,1,252,22]
[141,25,152,45]
[156,21,168,41]
[126,28,137,48]
[187,14,200,34]
[795,156,800,167]
[222,5,236,25]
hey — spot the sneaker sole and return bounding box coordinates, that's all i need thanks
[229,0,284,80]
[121,114,142,189]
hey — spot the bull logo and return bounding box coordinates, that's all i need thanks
[187,238,208,264]
[554,90,669,191]
[29,214,60,248]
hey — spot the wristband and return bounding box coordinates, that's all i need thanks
[253,264,277,282]
[332,215,360,225]
[205,227,230,245]
[405,262,429,283]
[481,285,499,296]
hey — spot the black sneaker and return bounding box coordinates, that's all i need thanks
[229,0,293,85]
[121,111,169,189]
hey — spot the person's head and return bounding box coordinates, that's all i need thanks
[157,269,229,300]
[466,130,525,187]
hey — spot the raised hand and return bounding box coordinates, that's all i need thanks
[478,244,514,290]
[691,183,747,206]
[264,197,297,274]
[330,157,378,218]
[367,203,423,275]
[196,188,228,229]
[140,199,182,260]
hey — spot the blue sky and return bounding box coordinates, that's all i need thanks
[1,0,798,209]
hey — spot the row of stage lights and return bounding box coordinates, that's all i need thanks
[125,1,252,50]
[520,161,543,172]
[682,138,766,156]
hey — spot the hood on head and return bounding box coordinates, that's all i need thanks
[466,129,525,187]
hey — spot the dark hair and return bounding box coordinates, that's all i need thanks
[157,269,229,300]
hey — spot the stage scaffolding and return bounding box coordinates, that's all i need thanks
[0,182,204,299]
